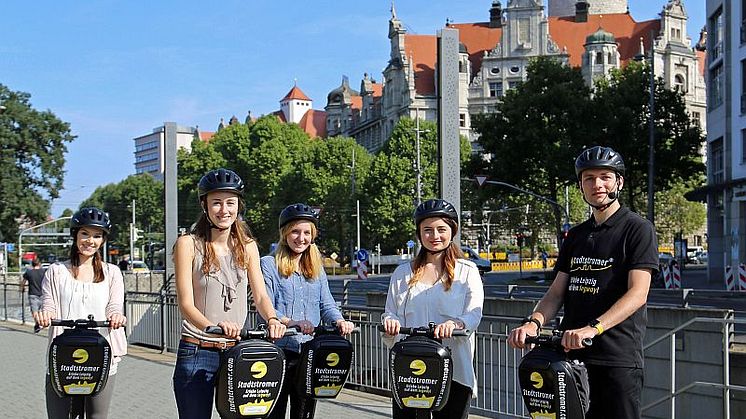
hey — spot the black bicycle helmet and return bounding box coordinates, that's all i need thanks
[198,168,245,199]
[414,199,459,226]
[574,146,625,179]
[70,207,112,236]
[279,203,319,229]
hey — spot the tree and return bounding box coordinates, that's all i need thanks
[60,208,74,217]
[363,118,471,253]
[0,84,75,241]
[654,180,707,245]
[591,62,705,213]
[470,57,593,244]
[80,174,163,251]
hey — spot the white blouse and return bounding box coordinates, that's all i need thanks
[382,259,484,393]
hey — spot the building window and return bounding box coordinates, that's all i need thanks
[692,111,701,126]
[608,52,616,65]
[508,80,520,90]
[709,8,723,62]
[711,138,724,184]
[489,82,503,97]
[490,67,500,75]
[459,113,466,127]
[509,66,520,74]
[742,129,746,163]
[710,64,724,108]
[518,18,530,45]
[135,140,159,153]
[596,51,604,65]
[674,74,686,92]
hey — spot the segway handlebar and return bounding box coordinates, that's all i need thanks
[524,331,592,349]
[51,315,110,329]
[308,324,361,336]
[204,325,299,340]
[377,322,469,337]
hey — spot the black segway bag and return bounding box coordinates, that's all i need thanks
[389,336,452,411]
[295,333,353,398]
[48,328,111,397]
[216,340,287,418]
[518,347,590,419]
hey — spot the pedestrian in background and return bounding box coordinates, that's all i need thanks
[20,257,47,332]
[262,203,355,419]
[509,146,658,419]
[172,168,285,418]
[34,207,127,419]
[382,199,484,419]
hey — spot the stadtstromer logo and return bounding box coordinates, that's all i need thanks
[409,359,426,376]
[569,256,613,272]
[530,371,544,389]
[326,352,340,367]
[251,361,267,379]
[72,349,89,364]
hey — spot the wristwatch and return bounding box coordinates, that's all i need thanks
[521,316,542,332]
[588,319,604,335]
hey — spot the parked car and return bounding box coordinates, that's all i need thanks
[462,246,492,274]
[130,260,150,273]
[693,250,708,265]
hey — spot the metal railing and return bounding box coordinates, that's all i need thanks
[642,316,746,419]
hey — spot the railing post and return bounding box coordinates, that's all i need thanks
[723,315,731,419]
[343,279,350,307]
[3,279,7,321]
[20,287,26,325]
[160,287,167,353]
[670,333,676,418]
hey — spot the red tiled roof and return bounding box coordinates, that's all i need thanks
[371,83,383,97]
[199,131,215,142]
[281,86,312,102]
[549,14,661,67]
[403,34,438,96]
[298,109,327,138]
[273,110,287,123]
[406,14,671,95]
[351,95,363,110]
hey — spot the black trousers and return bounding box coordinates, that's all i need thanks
[585,364,643,419]
[392,380,472,419]
[267,350,317,419]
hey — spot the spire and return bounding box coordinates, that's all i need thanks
[390,0,397,20]
[217,118,225,132]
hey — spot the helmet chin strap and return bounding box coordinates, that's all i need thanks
[202,203,231,232]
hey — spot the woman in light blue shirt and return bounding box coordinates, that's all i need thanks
[261,203,354,419]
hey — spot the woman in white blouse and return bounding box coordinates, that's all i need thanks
[382,199,484,419]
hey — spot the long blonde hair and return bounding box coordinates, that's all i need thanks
[274,221,323,279]
[409,217,463,291]
[192,197,255,274]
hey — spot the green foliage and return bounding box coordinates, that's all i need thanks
[80,174,163,250]
[592,62,705,212]
[470,57,592,241]
[654,180,707,245]
[0,84,75,241]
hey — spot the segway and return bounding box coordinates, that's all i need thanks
[518,331,592,419]
[294,324,357,400]
[378,322,468,416]
[48,315,112,419]
[206,325,298,419]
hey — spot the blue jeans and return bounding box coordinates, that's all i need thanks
[172,340,222,419]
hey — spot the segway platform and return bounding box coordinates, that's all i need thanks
[295,327,354,398]
[215,334,287,418]
[518,334,590,419]
[48,320,112,397]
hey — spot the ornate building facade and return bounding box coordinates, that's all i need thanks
[325,0,706,153]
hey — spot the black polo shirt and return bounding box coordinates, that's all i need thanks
[554,206,658,368]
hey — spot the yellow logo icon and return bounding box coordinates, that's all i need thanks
[326,352,340,367]
[251,361,267,379]
[410,359,426,376]
[530,372,544,389]
[72,349,89,364]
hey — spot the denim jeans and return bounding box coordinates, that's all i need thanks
[172,340,222,419]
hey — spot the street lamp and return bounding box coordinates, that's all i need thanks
[412,108,430,207]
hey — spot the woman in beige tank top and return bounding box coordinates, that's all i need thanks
[172,168,286,418]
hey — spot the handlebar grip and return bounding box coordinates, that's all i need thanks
[377,324,468,336]
[204,326,223,335]
[51,319,110,328]
[582,338,593,347]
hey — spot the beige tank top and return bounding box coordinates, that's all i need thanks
[181,237,249,341]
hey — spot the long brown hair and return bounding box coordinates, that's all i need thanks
[409,217,463,291]
[192,197,255,274]
[68,228,107,283]
[274,221,323,279]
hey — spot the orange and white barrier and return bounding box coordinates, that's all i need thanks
[739,264,746,291]
[662,265,672,289]
[671,261,681,289]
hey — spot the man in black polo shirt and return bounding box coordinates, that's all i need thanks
[20,258,47,332]
[508,146,658,419]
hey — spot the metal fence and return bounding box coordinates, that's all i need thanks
[4,273,746,418]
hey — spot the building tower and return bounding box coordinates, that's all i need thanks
[581,27,620,87]
[548,0,628,17]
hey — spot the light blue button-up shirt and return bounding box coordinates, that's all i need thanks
[260,255,343,353]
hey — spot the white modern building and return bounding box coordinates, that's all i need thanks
[702,0,746,284]
[133,124,211,180]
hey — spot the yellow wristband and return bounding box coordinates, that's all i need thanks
[592,323,604,335]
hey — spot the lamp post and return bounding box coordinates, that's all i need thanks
[635,33,656,224]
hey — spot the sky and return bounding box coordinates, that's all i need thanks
[0,1,705,217]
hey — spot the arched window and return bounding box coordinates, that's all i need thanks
[674,74,687,93]
[596,51,604,65]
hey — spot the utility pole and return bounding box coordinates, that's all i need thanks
[647,32,656,224]
[351,149,361,253]
[129,199,136,265]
